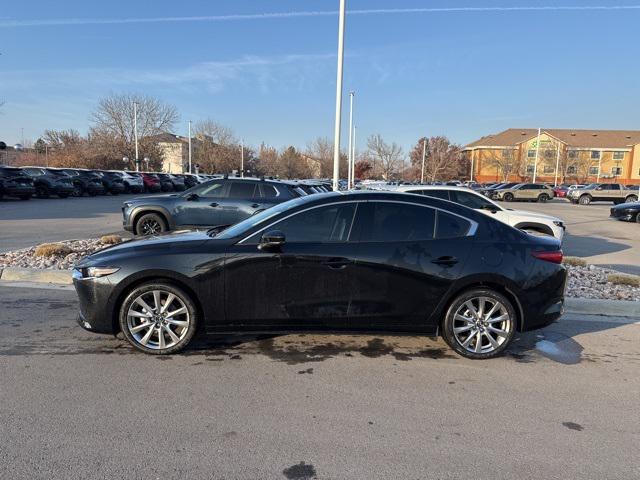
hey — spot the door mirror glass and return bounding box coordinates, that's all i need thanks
[259,230,286,250]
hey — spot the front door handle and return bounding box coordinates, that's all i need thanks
[209,202,219,207]
[432,256,459,267]
[322,258,351,269]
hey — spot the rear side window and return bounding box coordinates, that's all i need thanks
[449,190,494,209]
[436,211,472,239]
[253,203,357,243]
[363,202,435,242]
[417,189,450,200]
[228,182,257,198]
[260,184,279,198]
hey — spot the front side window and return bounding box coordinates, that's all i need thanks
[362,202,435,242]
[254,203,357,243]
[449,190,495,210]
[190,181,225,198]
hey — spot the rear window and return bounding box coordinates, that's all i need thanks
[228,182,257,198]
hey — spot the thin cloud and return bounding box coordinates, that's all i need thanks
[2,5,640,28]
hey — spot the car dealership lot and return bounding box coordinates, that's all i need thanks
[1,283,638,480]
[2,196,638,275]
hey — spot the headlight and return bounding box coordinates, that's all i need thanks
[73,266,120,279]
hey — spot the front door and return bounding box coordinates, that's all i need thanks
[223,202,359,331]
[173,181,226,226]
[348,201,472,333]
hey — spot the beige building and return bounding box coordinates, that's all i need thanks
[147,133,191,173]
[463,129,640,185]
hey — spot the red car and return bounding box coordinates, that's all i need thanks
[552,186,568,198]
[140,173,162,193]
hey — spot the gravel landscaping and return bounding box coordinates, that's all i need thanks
[1,238,638,301]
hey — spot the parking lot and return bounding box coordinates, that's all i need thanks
[2,195,638,274]
[1,283,639,479]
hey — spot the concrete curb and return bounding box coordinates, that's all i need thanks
[0,268,638,317]
[0,267,73,285]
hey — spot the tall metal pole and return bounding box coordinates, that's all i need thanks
[332,0,346,191]
[553,141,561,187]
[470,149,475,183]
[351,125,356,185]
[133,102,139,172]
[421,137,426,184]
[347,91,354,189]
[532,127,541,183]
[596,151,602,183]
[240,140,244,177]
[188,120,192,174]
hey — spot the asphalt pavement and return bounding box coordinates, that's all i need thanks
[1,283,638,479]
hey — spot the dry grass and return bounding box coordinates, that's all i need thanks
[34,243,73,257]
[100,234,122,245]
[562,256,587,267]
[607,274,640,288]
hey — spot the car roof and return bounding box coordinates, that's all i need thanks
[385,185,479,193]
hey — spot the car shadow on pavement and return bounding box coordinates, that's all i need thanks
[563,232,631,257]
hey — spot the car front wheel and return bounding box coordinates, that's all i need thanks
[135,212,168,236]
[442,289,516,359]
[119,283,198,355]
[503,193,514,202]
[538,193,550,203]
[578,195,591,205]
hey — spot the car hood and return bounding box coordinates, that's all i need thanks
[126,194,180,204]
[506,208,562,223]
[76,230,212,267]
[612,201,640,210]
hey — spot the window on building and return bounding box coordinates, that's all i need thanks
[611,167,623,176]
[526,165,535,173]
[527,150,536,158]
[613,151,625,160]
[544,150,554,158]
[567,166,577,174]
[591,151,601,159]
[543,165,555,174]
[502,149,513,159]
[589,166,599,175]
[568,151,577,159]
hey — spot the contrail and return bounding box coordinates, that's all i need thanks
[1,5,639,28]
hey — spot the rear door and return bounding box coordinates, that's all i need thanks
[348,200,474,333]
[217,181,262,225]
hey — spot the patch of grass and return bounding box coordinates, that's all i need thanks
[607,274,640,288]
[100,234,122,245]
[563,256,587,267]
[34,243,73,257]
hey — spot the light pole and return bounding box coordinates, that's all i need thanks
[332,0,347,191]
[240,140,244,177]
[553,141,561,187]
[421,137,427,184]
[532,127,541,183]
[188,120,192,174]
[347,91,354,189]
[133,101,140,171]
[351,125,356,186]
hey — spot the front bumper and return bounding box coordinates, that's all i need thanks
[610,210,636,221]
[73,275,117,334]
[3,185,35,197]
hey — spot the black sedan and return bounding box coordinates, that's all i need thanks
[74,191,567,359]
[610,201,640,223]
[0,166,35,200]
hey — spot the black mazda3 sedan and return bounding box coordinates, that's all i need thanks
[73,191,566,359]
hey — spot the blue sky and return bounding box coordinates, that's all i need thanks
[1,0,639,152]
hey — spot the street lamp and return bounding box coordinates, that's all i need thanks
[133,101,140,171]
[144,157,150,171]
[332,0,347,191]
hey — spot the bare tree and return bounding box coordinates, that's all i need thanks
[482,148,520,182]
[408,136,462,182]
[194,119,237,146]
[366,134,404,180]
[257,143,279,177]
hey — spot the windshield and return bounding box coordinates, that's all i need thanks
[215,196,309,239]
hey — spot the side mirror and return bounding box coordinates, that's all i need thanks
[481,205,499,213]
[258,230,285,251]
[186,193,199,201]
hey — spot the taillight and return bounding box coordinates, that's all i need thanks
[532,250,563,264]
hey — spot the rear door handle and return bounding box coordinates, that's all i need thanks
[322,258,352,269]
[432,256,459,267]
[209,202,219,207]
[251,203,260,208]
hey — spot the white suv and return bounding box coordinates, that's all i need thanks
[388,185,566,241]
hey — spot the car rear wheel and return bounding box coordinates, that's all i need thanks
[578,195,591,205]
[537,193,550,203]
[35,185,50,199]
[119,283,198,355]
[135,212,168,236]
[625,195,638,203]
[58,192,70,199]
[442,289,516,359]
[503,193,514,202]
[19,195,31,200]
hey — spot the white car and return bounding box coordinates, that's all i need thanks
[387,185,566,241]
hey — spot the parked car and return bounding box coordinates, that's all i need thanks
[493,183,555,203]
[21,166,76,198]
[138,173,162,193]
[168,174,187,192]
[182,174,201,189]
[53,168,105,196]
[122,177,305,236]
[552,185,569,198]
[567,183,638,205]
[94,170,126,195]
[114,171,145,193]
[610,201,640,223]
[74,190,567,358]
[155,173,175,192]
[0,166,35,200]
[393,185,565,241]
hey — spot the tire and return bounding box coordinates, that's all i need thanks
[538,193,550,203]
[441,288,517,359]
[72,185,83,197]
[503,193,514,202]
[625,195,638,203]
[119,282,198,355]
[19,195,31,201]
[58,192,70,199]
[578,194,591,205]
[135,212,168,236]
[111,190,120,196]
[636,213,640,224]
[35,185,50,199]
[88,190,98,197]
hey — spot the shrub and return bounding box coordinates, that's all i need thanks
[34,243,73,257]
[100,234,122,245]
[563,256,587,267]
[607,274,640,288]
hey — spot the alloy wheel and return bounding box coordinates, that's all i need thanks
[126,290,190,350]
[452,297,513,354]
[140,218,162,235]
